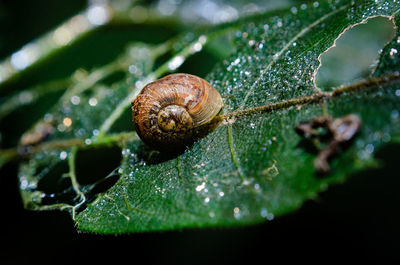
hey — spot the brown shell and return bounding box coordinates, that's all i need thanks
[131,73,223,150]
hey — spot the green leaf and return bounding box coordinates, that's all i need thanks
[77,1,400,233]
[8,0,400,234]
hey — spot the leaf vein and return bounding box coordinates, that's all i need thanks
[238,4,349,110]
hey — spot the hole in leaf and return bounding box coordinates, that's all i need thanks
[75,146,121,186]
[36,160,78,206]
[36,147,122,208]
[74,146,122,208]
[315,16,396,90]
[36,161,69,193]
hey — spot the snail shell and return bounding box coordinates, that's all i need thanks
[131,73,223,150]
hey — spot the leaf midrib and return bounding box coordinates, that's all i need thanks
[2,72,398,161]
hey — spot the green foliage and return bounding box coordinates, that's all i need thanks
[1,0,399,234]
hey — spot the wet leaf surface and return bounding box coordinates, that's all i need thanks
[2,0,400,233]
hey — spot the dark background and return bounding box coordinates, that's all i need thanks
[1,1,399,264]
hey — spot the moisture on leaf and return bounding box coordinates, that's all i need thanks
[0,0,399,234]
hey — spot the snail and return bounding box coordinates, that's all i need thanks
[131,73,223,151]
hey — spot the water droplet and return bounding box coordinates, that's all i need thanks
[59,151,68,160]
[63,117,72,127]
[10,45,38,70]
[192,42,203,52]
[389,48,398,56]
[86,4,110,25]
[260,208,268,218]
[128,65,137,74]
[20,177,29,189]
[19,91,33,104]
[44,113,54,123]
[168,55,184,70]
[195,182,206,192]
[70,95,80,105]
[365,143,374,154]
[391,109,399,119]
[233,207,241,219]
[89,97,98,106]
[57,124,66,132]
[382,133,391,143]
[267,213,274,221]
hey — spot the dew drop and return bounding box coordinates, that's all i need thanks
[365,143,374,154]
[233,207,241,219]
[389,48,398,56]
[391,109,399,120]
[63,117,72,127]
[382,133,391,143]
[86,4,110,26]
[192,42,203,52]
[70,95,80,105]
[19,91,33,104]
[195,182,206,192]
[260,208,268,218]
[44,113,54,123]
[128,65,137,74]
[89,97,98,106]
[57,124,66,132]
[168,56,184,70]
[59,151,68,160]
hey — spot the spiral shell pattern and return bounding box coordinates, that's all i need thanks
[131,73,223,150]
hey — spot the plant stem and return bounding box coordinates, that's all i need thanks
[220,72,400,120]
[1,70,399,165]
